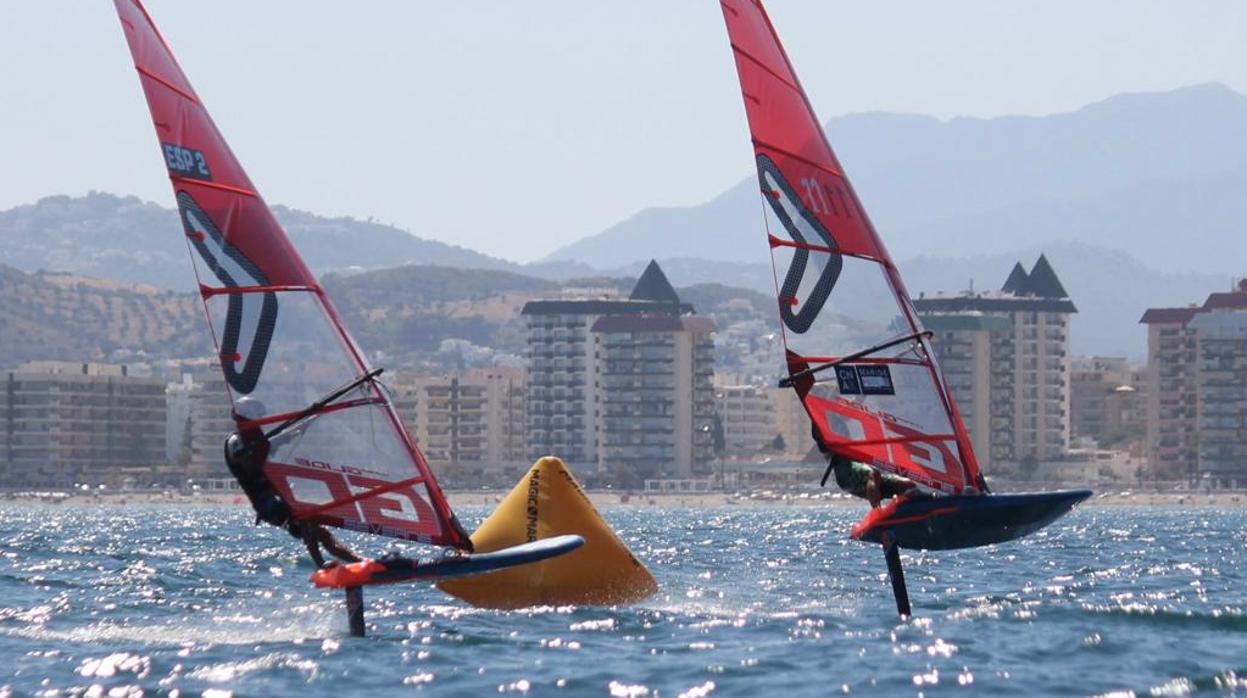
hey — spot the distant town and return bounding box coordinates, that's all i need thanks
[2,253,1237,498]
[3,254,1244,497]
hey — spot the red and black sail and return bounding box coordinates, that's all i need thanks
[114,0,471,547]
[721,0,983,494]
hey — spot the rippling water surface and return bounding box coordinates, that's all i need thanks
[0,505,1244,696]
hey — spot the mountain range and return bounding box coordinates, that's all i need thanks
[544,83,1247,274]
[2,84,1244,358]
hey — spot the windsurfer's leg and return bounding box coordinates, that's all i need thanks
[301,530,327,568]
[311,524,362,563]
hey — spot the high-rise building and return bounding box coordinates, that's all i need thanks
[522,261,716,478]
[914,255,1077,473]
[391,367,527,476]
[594,314,716,479]
[1,362,167,487]
[918,314,1013,472]
[1139,306,1199,480]
[1141,281,1247,487]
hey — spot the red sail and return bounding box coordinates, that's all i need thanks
[113,0,471,548]
[720,0,982,494]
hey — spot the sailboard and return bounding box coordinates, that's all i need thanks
[312,534,585,589]
[719,0,1090,613]
[112,0,580,632]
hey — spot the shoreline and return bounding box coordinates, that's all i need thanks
[3,490,1244,508]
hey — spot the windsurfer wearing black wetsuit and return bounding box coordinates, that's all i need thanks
[225,398,361,568]
[811,423,921,507]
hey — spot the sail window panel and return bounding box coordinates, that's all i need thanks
[266,400,418,484]
[264,399,447,541]
[809,363,958,442]
[770,242,907,360]
[203,290,359,416]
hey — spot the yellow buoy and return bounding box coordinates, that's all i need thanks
[437,456,657,608]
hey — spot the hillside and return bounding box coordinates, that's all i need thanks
[0,192,523,291]
[0,262,774,372]
[322,266,561,358]
[0,264,205,367]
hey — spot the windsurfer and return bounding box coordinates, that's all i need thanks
[812,424,921,507]
[225,398,361,568]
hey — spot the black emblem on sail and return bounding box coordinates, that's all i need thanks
[176,191,277,395]
[757,154,843,334]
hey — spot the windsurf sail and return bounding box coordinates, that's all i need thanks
[720,0,983,495]
[113,0,471,548]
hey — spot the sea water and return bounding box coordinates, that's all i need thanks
[0,504,1243,696]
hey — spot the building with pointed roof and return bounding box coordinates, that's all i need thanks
[913,256,1078,472]
[521,261,715,479]
[630,260,683,304]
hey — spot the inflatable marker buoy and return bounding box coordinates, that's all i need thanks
[438,457,656,608]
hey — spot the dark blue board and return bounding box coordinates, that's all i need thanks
[852,490,1092,550]
[312,534,585,588]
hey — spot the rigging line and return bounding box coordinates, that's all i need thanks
[199,284,317,297]
[779,330,933,388]
[237,397,384,429]
[728,43,802,94]
[171,177,259,198]
[751,137,845,179]
[134,65,199,105]
[792,356,927,367]
[262,367,384,442]
[833,434,958,448]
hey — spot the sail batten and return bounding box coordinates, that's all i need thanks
[721,0,983,494]
[114,0,471,548]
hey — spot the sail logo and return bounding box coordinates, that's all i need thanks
[758,154,843,334]
[836,364,895,396]
[176,191,277,395]
[162,143,212,181]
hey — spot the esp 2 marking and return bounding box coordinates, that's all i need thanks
[162,143,211,180]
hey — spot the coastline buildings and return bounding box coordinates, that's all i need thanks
[182,373,234,479]
[715,384,780,458]
[1069,357,1145,451]
[714,382,808,461]
[522,261,716,480]
[913,256,1077,473]
[0,362,166,487]
[391,367,527,479]
[1141,281,1247,488]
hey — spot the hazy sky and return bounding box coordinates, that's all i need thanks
[3,2,1247,262]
